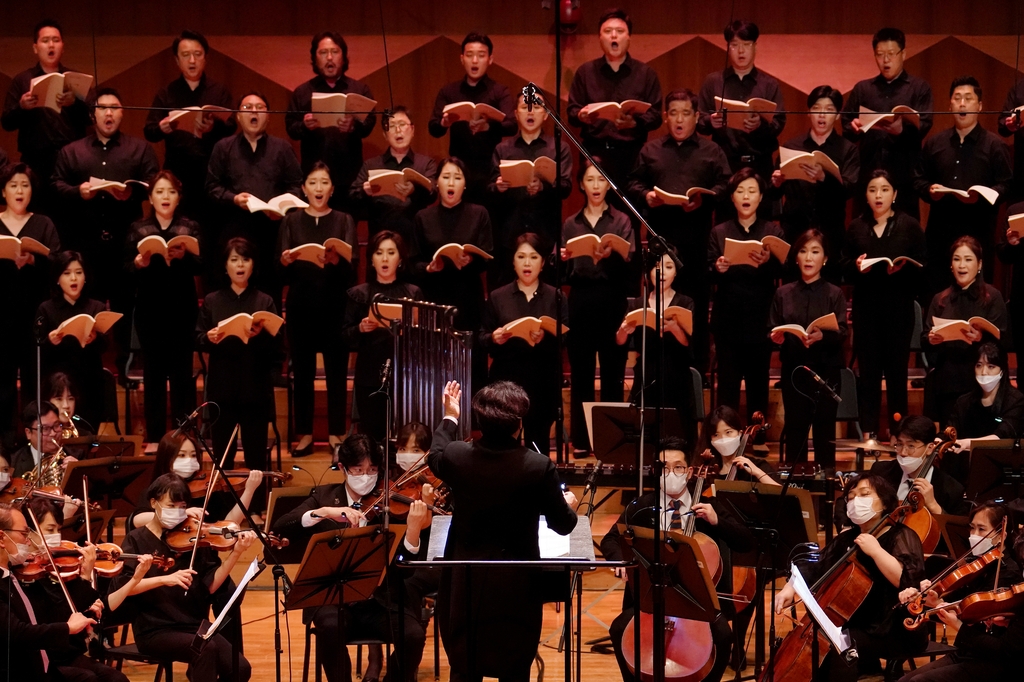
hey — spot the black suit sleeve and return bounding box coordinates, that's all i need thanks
[539,460,578,536]
[426,418,459,477]
[271,486,348,540]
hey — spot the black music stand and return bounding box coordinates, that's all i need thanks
[935,514,972,559]
[964,440,1024,503]
[264,485,314,564]
[714,480,818,681]
[585,404,685,466]
[61,508,115,544]
[61,456,157,541]
[62,435,140,460]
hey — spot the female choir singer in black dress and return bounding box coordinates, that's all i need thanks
[768,229,848,467]
[196,237,283,476]
[0,163,60,437]
[480,232,567,454]
[774,473,928,682]
[36,251,110,430]
[126,170,201,441]
[842,170,926,439]
[344,230,422,443]
[923,235,1008,425]
[708,168,786,419]
[563,157,635,457]
[615,244,695,444]
[278,161,358,457]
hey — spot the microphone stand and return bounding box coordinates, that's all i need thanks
[522,82,676,682]
[177,409,292,682]
[34,317,44,460]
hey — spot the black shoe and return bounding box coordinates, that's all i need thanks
[291,442,314,458]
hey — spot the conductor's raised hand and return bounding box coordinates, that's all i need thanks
[442,381,462,420]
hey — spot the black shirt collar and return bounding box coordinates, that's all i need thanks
[951,277,983,301]
[91,131,122,148]
[461,74,494,91]
[661,132,700,148]
[797,277,828,292]
[724,65,760,82]
[948,124,983,145]
[514,133,547,148]
[600,54,635,76]
[383,148,416,165]
[872,69,910,88]
[574,205,612,226]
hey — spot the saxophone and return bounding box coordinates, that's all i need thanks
[22,438,69,488]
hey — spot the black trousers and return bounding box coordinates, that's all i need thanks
[780,365,840,467]
[568,334,627,450]
[311,600,426,682]
[898,654,1005,682]
[609,607,732,682]
[289,317,347,436]
[137,630,251,682]
[820,626,926,682]
[138,325,196,441]
[211,394,271,512]
[855,315,913,437]
[53,654,129,682]
[355,384,388,443]
[715,339,771,419]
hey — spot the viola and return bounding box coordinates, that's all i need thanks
[163,518,287,554]
[187,468,292,498]
[92,543,176,578]
[358,464,451,520]
[900,427,956,553]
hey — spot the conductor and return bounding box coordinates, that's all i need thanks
[428,380,578,682]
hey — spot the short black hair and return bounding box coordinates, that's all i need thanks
[843,472,898,516]
[45,372,79,404]
[894,415,937,444]
[724,20,759,43]
[146,473,191,507]
[868,168,895,187]
[238,90,269,109]
[439,157,468,177]
[950,75,982,100]
[172,29,209,55]
[577,154,605,184]
[872,28,906,50]
[224,236,256,265]
[726,167,765,195]
[22,400,58,430]
[461,32,493,54]
[390,105,412,120]
[339,433,383,471]
[658,436,689,465]
[305,160,332,182]
[807,85,843,110]
[0,162,36,194]
[396,422,431,453]
[33,19,63,42]
[472,381,530,436]
[51,251,85,294]
[790,228,830,263]
[664,88,699,111]
[976,341,1009,384]
[310,31,349,76]
[514,232,546,258]
[598,8,632,34]
[368,229,407,266]
[93,87,123,107]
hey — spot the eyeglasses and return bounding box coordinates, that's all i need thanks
[894,441,925,454]
[29,424,62,435]
[665,465,689,476]
[390,122,411,132]
[4,528,30,536]
[875,50,902,60]
[347,468,379,476]
[240,103,267,111]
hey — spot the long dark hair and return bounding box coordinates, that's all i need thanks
[696,405,744,467]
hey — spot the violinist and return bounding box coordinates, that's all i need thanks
[600,436,754,682]
[698,405,778,486]
[128,430,263,529]
[272,434,432,682]
[111,473,255,682]
[0,502,98,681]
[898,502,1023,681]
[774,473,928,681]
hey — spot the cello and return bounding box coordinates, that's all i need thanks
[761,490,923,682]
[621,458,721,682]
[899,427,957,553]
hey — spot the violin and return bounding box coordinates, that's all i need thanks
[907,581,1024,627]
[163,518,288,554]
[13,541,84,583]
[186,469,292,498]
[621,458,722,682]
[92,543,176,578]
[761,492,922,682]
[900,427,956,553]
[358,464,451,520]
[903,547,1002,625]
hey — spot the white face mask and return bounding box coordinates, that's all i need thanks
[10,543,33,566]
[976,372,1002,392]
[896,455,923,476]
[157,505,187,530]
[713,435,742,457]
[44,533,62,548]
[395,452,423,472]
[846,496,878,525]
[663,472,688,497]
[346,473,378,498]
[172,457,200,478]
[968,533,995,557]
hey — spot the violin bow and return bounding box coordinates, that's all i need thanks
[993,516,1008,591]
[82,477,97,590]
[25,506,80,616]
[185,423,238,584]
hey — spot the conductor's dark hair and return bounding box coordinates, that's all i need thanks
[842,473,898,516]
[238,90,269,109]
[396,422,431,453]
[724,20,759,43]
[45,372,79,404]
[172,29,209,55]
[22,401,58,430]
[51,250,85,293]
[439,157,469,177]
[146,473,191,507]
[472,381,530,436]
[698,405,745,467]
[27,496,63,529]
[339,433,383,472]
[598,8,633,34]
[872,28,906,50]
[461,32,494,54]
[950,75,982,100]
[658,436,689,466]
[310,31,349,76]
[33,19,63,42]
[807,85,843,110]
[894,415,937,444]
[790,229,830,263]
[0,163,36,192]
[969,501,1009,532]
[664,88,699,111]
[224,237,256,264]
[726,167,765,196]
[154,430,197,477]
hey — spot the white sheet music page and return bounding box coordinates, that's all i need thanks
[789,562,852,653]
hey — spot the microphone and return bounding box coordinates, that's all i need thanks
[381,108,392,132]
[172,404,205,437]
[582,460,603,496]
[522,83,537,112]
[380,358,392,383]
[800,366,841,403]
